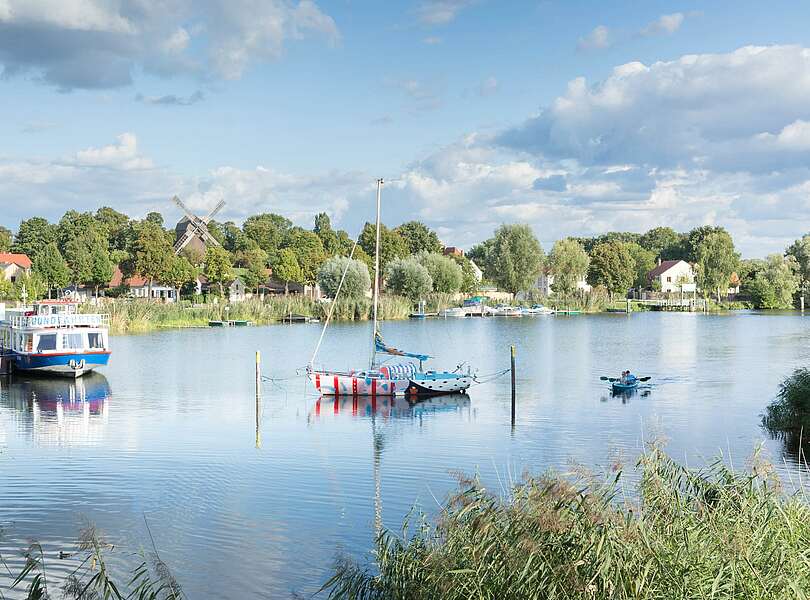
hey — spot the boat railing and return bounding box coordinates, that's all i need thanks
[6,313,110,329]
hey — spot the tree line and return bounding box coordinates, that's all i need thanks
[0,208,477,302]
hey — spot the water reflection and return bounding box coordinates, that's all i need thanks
[310,393,471,421]
[0,374,111,447]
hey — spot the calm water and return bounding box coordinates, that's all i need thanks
[1,312,810,597]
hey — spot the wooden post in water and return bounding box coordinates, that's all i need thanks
[626,298,631,314]
[510,345,516,426]
[255,350,262,449]
[802,296,805,314]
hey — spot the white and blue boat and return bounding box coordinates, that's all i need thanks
[0,300,111,378]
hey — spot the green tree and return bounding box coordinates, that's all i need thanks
[415,251,463,293]
[746,254,799,309]
[0,226,12,252]
[89,244,115,297]
[587,241,635,298]
[272,248,303,295]
[165,255,198,299]
[13,217,57,257]
[639,227,685,260]
[548,239,590,295]
[243,213,292,262]
[204,246,234,298]
[234,246,268,292]
[145,211,165,228]
[467,239,495,279]
[285,228,326,285]
[394,221,443,255]
[95,207,130,251]
[314,213,343,257]
[385,257,433,301]
[685,226,730,263]
[451,255,479,294]
[489,224,544,295]
[318,256,371,299]
[623,242,657,289]
[64,235,94,286]
[32,242,69,298]
[132,222,173,299]
[57,211,104,255]
[694,230,740,302]
[786,234,810,299]
[359,222,409,275]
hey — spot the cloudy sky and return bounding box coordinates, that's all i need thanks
[1,0,810,256]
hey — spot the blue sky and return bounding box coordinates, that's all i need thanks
[2,1,810,256]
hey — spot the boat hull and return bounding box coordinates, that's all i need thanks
[9,351,111,378]
[611,381,638,392]
[310,371,404,396]
[405,375,473,396]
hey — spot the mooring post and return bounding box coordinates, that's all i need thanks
[255,350,262,449]
[802,295,805,313]
[626,298,631,314]
[510,345,516,426]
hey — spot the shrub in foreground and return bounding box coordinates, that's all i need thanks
[324,446,810,599]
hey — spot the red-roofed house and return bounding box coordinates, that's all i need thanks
[108,267,178,301]
[647,260,695,293]
[0,253,32,283]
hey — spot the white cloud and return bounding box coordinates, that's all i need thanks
[416,0,475,26]
[640,13,685,36]
[0,0,339,90]
[577,25,610,51]
[74,133,154,170]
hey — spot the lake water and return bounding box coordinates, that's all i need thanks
[1,311,810,597]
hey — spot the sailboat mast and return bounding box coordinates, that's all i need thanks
[371,178,383,369]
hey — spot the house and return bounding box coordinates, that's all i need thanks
[533,271,591,296]
[469,260,483,283]
[198,274,247,302]
[647,260,695,293]
[443,246,464,258]
[109,267,178,302]
[0,253,32,283]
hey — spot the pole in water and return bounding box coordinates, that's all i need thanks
[802,295,805,313]
[255,350,262,449]
[510,345,516,426]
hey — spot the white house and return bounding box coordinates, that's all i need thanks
[0,253,32,283]
[468,260,483,282]
[109,268,178,302]
[534,272,591,296]
[647,260,695,293]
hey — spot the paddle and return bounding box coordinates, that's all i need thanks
[600,376,652,382]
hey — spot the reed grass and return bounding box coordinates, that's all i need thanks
[90,295,413,335]
[323,445,810,600]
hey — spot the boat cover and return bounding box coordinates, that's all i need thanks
[379,363,418,379]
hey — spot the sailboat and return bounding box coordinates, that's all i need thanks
[307,179,474,397]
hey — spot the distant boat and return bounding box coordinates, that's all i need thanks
[439,307,466,318]
[0,300,111,378]
[306,179,473,397]
[409,300,437,319]
[521,304,554,316]
[491,304,523,317]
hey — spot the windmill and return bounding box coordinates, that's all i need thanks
[172,196,225,255]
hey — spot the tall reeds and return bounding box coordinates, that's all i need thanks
[323,446,810,599]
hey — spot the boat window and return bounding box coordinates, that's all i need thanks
[88,332,104,349]
[62,333,84,350]
[36,334,57,352]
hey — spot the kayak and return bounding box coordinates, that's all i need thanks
[612,381,639,392]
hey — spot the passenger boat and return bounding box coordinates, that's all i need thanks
[0,300,111,377]
[307,179,473,397]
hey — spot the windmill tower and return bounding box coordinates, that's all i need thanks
[172,196,225,255]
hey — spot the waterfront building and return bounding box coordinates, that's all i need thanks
[0,253,31,283]
[647,260,695,293]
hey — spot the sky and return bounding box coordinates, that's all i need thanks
[2,1,810,257]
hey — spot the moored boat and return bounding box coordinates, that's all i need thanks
[439,307,466,318]
[0,300,111,378]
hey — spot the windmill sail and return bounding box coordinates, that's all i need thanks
[374,332,431,362]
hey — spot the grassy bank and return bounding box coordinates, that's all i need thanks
[324,446,810,599]
[92,296,414,334]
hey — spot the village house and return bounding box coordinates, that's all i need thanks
[109,267,179,302]
[0,253,31,283]
[197,274,247,302]
[469,260,483,282]
[647,259,695,293]
[534,271,591,296]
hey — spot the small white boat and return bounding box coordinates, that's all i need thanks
[521,304,554,316]
[439,307,466,318]
[491,304,522,317]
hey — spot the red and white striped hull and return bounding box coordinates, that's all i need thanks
[309,371,403,396]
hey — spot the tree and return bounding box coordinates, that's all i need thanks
[415,251,463,293]
[452,255,479,295]
[0,226,11,252]
[746,254,799,309]
[359,222,409,276]
[467,239,495,279]
[89,244,115,297]
[13,217,57,257]
[639,227,685,260]
[235,246,268,293]
[623,242,657,290]
[132,222,173,300]
[587,241,635,298]
[95,207,130,251]
[318,256,371,299]
[243,213,292,262]
[64,235,94,286]
[685,226,730,263]
[394,221,443,255]
[165,255,198,299]
[385,257,432,301]
[694,230,739,302]
[204,246,234,298]
[145,211,165,228]
[488,224,544,295]
[32,242,69,298]
[548,239,589,295]
[272,248,303,295]
[285,228,326,285]
[786,234,810,299]
[314,213,343,257]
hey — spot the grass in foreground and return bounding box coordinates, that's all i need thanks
[323,446,810,600]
